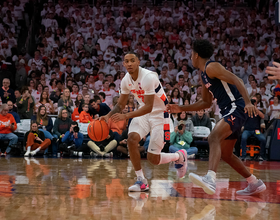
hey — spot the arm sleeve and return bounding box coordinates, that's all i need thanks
[57,99,63,107]
[74,133,84,147]
[182,131,193,144]
[79,112,87,123]
[61,131,70,143]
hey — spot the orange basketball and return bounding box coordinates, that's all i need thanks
[87,120,109,142]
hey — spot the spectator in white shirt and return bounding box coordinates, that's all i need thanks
[101,80,116,106]
[97,31,109,52]
[247,79,260,97]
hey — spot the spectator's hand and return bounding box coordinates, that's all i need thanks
[120,139,127,145]
[106,135,110,139]
[69,127,73,133]
[244,103,257,118]
[73,132,78,139]
[3,92,10,98]
[94,114,99,119]
[111,113,127,123]
[61,134,65,138]
[35,137,43,143]
[266,62,280,80]
[166,104,182,113]
[174,126,178,133]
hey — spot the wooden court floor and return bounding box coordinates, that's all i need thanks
[0,157,279,220]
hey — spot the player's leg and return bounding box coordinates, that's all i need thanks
[146,116,187,178]
[127,132,142,171]
[189,119,233,195]
[220,138,266,195]
[127,116,150,192]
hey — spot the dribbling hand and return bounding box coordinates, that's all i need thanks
[166,104,182,113]
[99,114,109,123]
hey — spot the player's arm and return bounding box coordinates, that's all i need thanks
[206,62,256,117]
[107,93,129,118]
[167,83,212,113]
[126,94,154,118]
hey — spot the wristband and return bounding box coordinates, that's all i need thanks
[60,135,62,138]
[20,99,23,101]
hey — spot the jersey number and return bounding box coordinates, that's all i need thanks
[164,131,170,141]
[138,95,144,102]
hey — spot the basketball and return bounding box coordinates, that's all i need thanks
[87,120,109,142]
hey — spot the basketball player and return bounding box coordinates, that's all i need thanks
[100,52,188,192]
[167,39,266,196]
[266,61,280,80]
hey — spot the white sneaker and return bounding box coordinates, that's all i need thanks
[24,151,30,157]
[30,150,37,156]
[236,179,266,196]
[175,149,188,178]
[189,173,216,195]
[128,176,149,192]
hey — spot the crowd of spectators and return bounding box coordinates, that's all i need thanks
[0,0,279,160]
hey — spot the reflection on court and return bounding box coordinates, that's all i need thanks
[0,157,278,219]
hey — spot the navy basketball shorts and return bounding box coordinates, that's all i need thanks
[221,99,248,140]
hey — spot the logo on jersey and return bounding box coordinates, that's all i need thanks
[205,83,212,89]
[138,82,142,90]
[227,115,236,125]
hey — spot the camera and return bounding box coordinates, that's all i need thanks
[251,99,256,105]
[73,126,79,133]
[178,124,183,130]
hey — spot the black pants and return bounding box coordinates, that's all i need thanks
[59,143,90,154]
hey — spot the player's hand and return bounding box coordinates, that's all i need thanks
[111,113,126,123]
[244,103,257,118]
[166,104,182,113]
[99,114,109,123]
[266,62,280,80]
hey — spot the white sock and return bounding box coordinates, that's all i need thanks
[34,147,41,153]
[207,170,216,181]
[246,174,258,184]
[26,146,31,152]
[159,152,180,164]
[135,169,145,179]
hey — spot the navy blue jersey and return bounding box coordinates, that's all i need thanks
[201,60,242,112]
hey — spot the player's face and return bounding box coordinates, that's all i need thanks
[191,50,199,69]
[123,54,140,74]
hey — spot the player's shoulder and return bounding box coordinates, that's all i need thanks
[141,67,159,80]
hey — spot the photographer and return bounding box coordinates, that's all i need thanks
[169,121,197,158]
[241,97,266,161]
[59,121,85,156]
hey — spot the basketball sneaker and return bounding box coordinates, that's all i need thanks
[236,179,266,196]
[189,173,216,195]
[175,149,188,178]
[128,176,149,192]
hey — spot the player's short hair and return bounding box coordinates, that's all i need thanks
[193,39,214,59]
[125,51,139,59]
